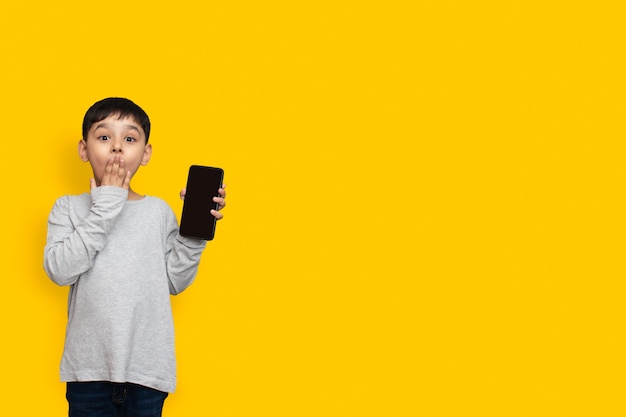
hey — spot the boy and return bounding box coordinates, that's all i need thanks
[43,97,226,416]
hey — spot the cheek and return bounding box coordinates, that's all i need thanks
[87,153,110,176]
[128,152,147,167]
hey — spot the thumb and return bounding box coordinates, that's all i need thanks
[90,178,97,191]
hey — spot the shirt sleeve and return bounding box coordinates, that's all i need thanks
[163,208,207,295]
[43,187,128,286]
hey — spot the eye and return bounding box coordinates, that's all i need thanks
[125,136,137,142]
[97,135,110,141]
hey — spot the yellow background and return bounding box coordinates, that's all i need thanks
[1,0,625,415]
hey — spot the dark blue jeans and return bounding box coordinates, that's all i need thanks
[66,382,168,417]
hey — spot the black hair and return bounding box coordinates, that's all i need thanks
[82,97,151,143]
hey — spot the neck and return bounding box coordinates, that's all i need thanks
[127,188,144,200]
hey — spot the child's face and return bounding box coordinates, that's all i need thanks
[78,114,152,186]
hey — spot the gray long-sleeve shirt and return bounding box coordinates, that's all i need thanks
[44,186,206,393]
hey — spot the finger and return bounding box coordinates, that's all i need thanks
[210,209,224,220]
[111,156,121,181]
[105,156,122,186]
[90,178,97,190]
[122,170,131,190]
[101,157,115,185]
[213,197,226,210]
[112,156,130,189]
[180,188,186,200]
[215,186,227,210]
[116,157,127,184]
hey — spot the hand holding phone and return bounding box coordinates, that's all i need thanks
[180,165,224,240]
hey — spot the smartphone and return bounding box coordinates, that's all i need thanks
[179,165,224,240]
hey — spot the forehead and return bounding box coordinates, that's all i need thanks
[90,114,144,134]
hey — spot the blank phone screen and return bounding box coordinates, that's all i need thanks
[179,165,224,240]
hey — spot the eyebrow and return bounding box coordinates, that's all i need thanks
[93,123,142,134]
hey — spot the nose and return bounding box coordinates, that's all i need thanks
[111,140,123,153]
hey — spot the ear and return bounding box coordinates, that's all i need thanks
[141,143,153,166]
[78,139,89,162]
